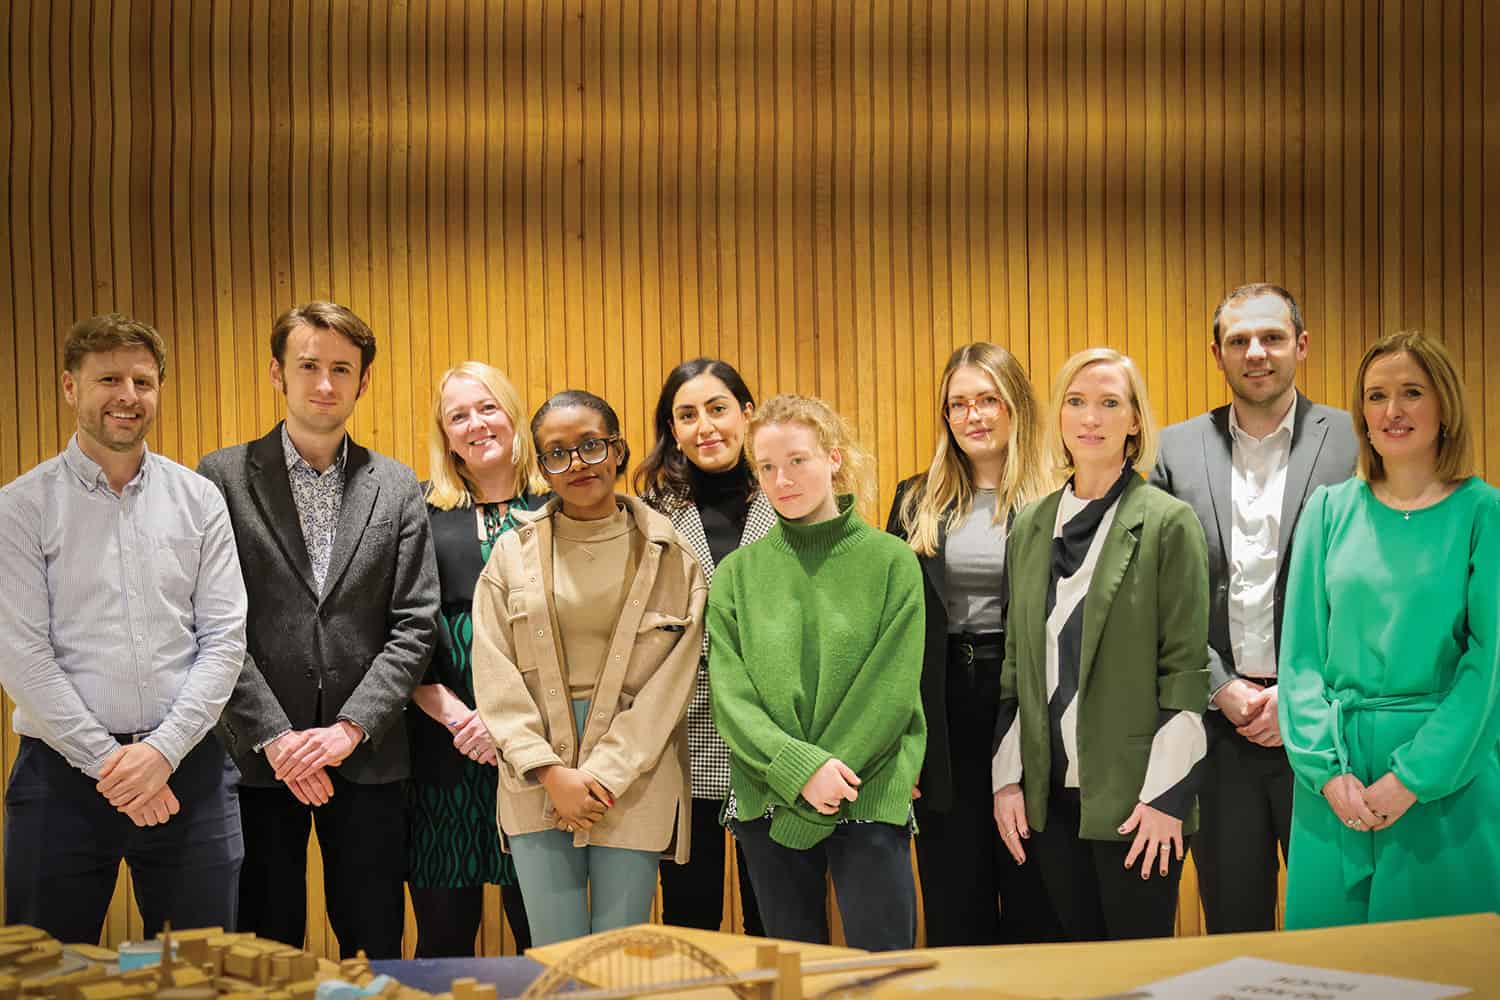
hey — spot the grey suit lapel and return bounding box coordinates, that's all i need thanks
[1278,398,1327,554]
[321,444,380,604]
[1202,407,1234,560]
[246,431,318,598]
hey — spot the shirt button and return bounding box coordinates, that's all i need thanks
[537,629,545,637]
[558,743,568,752]
[549,688,557,696]
[615,654,622,660]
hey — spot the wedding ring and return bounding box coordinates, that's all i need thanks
[1160,844,1170,853]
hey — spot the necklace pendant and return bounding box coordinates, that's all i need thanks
[1404,511,1411,521]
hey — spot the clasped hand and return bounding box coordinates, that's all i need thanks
[97,743,178,828]
[801,758,861,816]
[265,721,365,807]
[538,765,613,831]
[1216,680,1282,747]
[1322,772,1416,832]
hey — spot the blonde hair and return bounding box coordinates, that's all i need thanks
[1351,331,1473,483]
[1046,348,1158,476]
[426,363,546,510]
[746,394,875,516]
[897,343,1049,556]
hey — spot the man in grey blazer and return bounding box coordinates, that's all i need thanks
[1150,284,1357,934]
[198,302,438,957]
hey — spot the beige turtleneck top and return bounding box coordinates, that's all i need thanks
[551,504,643,700]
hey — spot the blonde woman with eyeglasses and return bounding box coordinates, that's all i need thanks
[886,343,1061,947]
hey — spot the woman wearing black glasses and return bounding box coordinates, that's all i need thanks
[472,390,706,945]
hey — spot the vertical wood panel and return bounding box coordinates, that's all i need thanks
[1,0,1496,952]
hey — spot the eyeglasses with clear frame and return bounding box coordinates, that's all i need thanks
[945,395,1005,422]
[539,436,619,475]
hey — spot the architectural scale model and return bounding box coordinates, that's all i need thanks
[0,925,432,1000]
[522,929,937,999]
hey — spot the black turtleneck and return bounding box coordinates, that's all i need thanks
[688,462,753,567]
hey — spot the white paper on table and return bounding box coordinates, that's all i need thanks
[1090,956,1469,1000]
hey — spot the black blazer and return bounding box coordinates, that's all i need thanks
[198,423,440,786]
[1150,393,1357,692]
[885,475,1010,813]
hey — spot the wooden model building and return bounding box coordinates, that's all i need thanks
[0,926,433,1000]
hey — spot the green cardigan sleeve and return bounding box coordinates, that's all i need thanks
[1277,487,1344,795]
[1389,491,1500,802]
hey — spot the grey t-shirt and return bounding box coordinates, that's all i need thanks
[943,490,1008,633]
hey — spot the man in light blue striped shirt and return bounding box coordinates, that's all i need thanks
[0,314,248,945]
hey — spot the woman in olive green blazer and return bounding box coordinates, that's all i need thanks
[991,348,1210,942]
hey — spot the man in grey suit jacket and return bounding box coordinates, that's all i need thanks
[198,302,438,957]
[1150,284,1356,934]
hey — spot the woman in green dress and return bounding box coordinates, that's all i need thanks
[408,362,546,956]
[1279,332,1500,928]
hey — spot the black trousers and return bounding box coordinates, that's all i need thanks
[915,643,1062,947]
[1192,711,1293,933]
[237,774,407,958]
[409,884,532,957]
[1029,794,1186,942]
[658,796,763,935]
[4,736,242,945]
[732,817,917,952]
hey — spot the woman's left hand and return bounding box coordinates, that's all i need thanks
[450,709,497,762]
[1363,772,1417,830]
[1120,803,1184,879]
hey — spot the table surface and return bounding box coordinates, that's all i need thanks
[369,955,547,996]
[520,913,1500,999]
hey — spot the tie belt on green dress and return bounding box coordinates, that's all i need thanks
[1326,690,1444,891]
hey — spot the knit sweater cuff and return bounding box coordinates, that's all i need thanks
[765,738,832,806]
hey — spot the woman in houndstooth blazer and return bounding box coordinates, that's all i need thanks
[635,358,775,935]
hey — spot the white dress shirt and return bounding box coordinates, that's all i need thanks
[1227,401,1296,678]
[0,437,248,776]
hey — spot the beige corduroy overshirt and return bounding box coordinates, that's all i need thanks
[472,494,706,862]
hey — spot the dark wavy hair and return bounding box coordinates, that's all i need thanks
[632,357,757,509]
[530,389,632,478]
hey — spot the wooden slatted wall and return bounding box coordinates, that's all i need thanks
[2,0,1496,955]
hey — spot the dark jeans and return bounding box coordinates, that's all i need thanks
[731,817,916,952]
[1029,793,1187,942]
[237,774,407,958]
[4,736,242,944]
[915,638,1063,946]
[1193,710,1293,933]
[659,796,763,935]
[409,884,531,957]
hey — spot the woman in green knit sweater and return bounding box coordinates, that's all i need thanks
[707,394,927,952]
